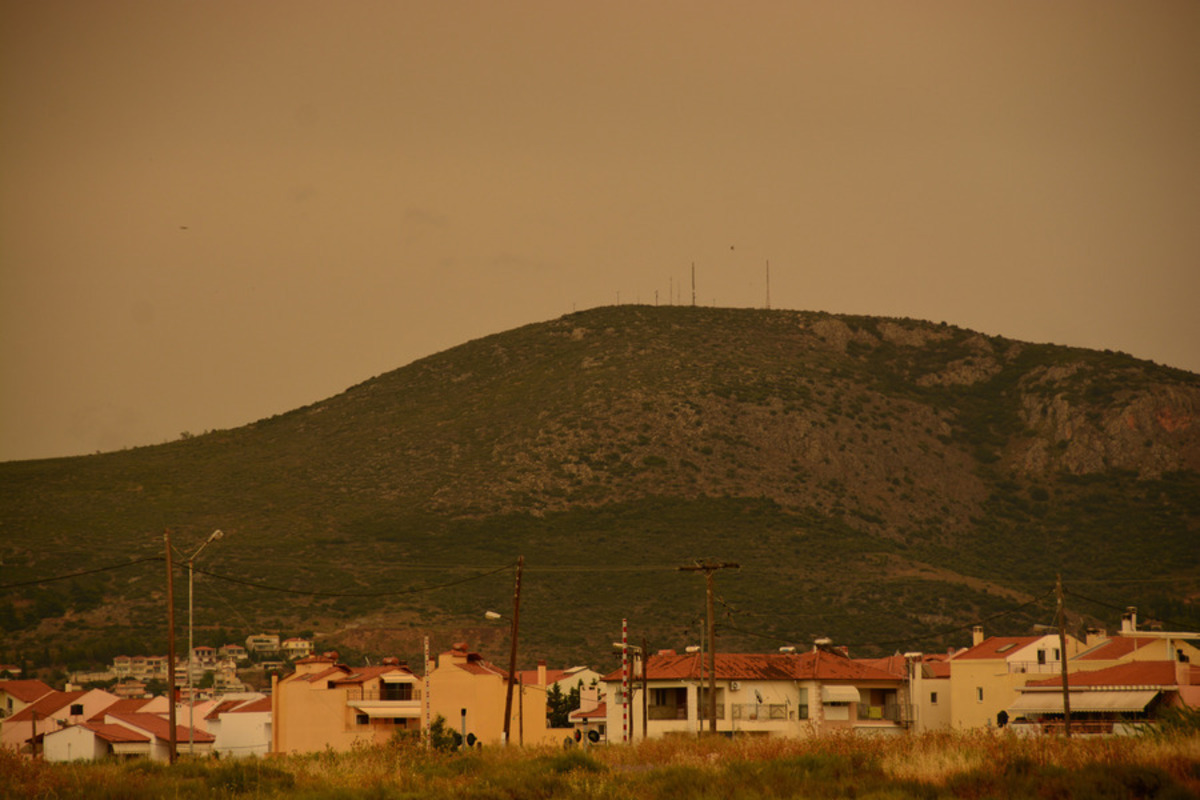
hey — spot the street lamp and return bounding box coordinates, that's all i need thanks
[186,529,224,756]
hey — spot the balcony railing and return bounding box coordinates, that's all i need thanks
[731,703,788,722]
[856,702,904,722]
[345,687,422,703]
[648,705,688,721]
[1007,661,1063,675]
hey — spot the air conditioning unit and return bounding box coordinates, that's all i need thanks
[729,681,741,691]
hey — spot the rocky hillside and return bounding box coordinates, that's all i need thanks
[2,306,1198,673]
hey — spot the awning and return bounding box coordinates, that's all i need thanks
[1009,690,1158,715]
[820,686,861,704]
[356,704,423,719]
[380,673,417,683]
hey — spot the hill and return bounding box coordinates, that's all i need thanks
[2,306,1198,675]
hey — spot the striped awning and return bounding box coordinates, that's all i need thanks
[1009,690,1158,715]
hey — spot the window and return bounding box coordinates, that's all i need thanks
[1036,650,1046,665]
[797,687,809,720]
[929,692,938,705]
[355,713,369,726]
[381,682,413,701]
[70,704,84,716]
[976,687,983,703]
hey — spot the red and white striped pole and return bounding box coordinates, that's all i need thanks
[621,617,629,743]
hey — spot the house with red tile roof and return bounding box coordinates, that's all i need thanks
[948,626,1085,730]
[0,679,54,720]
[0,688,118,755]
[206,694,272,756]
[1072,635,1200,671]
[601,647,906,741]
[272,653,424,753]
[1006,660,1200,735]
[42,721,152,761]
[102,711,215,760]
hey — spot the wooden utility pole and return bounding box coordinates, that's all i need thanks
[679,561,739,733]
[164,530,178,764]
[502,556,524,745]
[1056,574,1072,737]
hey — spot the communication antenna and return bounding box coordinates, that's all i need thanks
[766,260,771,310]
[691,263,696,307]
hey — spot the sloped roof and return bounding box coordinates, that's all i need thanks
[1075,637,1156,661]
[1025,661,1197,689]
[107,712,215,743]
[206,695,271,718]
[953,637,1043,661]
[602,651,902,683]
[6,690,87,722]
[88,698,150,722]
[79,722,151,744]
[0,679,54,703]
[569,702,607,721]
[229,696,272,713]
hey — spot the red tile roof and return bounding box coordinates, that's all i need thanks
[1026,661,1197,689]
[603,651,902,683]
[1076,637,1156,661]
[0,679,54,703]
[88,698,150,723]
[953,637,1043,661]
[6,690,87,722]
[569,702,607,721]
[107,712,215,743]
[229,696,272,713]
[80,722,150,744]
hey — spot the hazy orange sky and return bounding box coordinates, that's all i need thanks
[3,1,1198,462]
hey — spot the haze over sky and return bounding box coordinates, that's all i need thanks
[3,1,1198,463]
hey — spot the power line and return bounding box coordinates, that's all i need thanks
[0,556,164,590]
[189,561,516,598]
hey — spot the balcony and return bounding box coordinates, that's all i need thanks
[648,705,688,721]
[731,703,788,722]
[856,702,905,723]
[345,687,422,703]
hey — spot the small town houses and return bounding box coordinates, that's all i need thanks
[2,611,1197,761]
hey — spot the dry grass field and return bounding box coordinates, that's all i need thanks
[3,729,1199,799]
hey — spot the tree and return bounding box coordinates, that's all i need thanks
[546,680,582,728]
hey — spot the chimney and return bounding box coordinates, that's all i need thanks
[1121,608,1138,634]
[537,660,547,686]
[972,626,984,647]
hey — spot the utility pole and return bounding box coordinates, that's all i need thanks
[502,556,524,745]
[1056,574,1072,737]
[642,636,649,741]
[679,561,739,733]
[164,530,177,764]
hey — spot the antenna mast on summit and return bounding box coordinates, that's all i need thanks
[765,260,771,310]
[691,263,696,307]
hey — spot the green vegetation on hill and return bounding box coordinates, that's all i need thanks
[1,306,1198,672]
